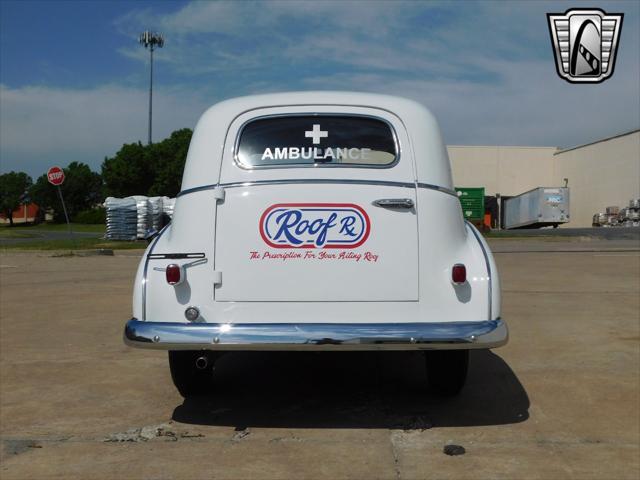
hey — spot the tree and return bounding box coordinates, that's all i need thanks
[101,129,192,198]
[148,128,192,197]
[29,162,102,222]
[0,171,32,226]
[29,174,58,222]
[102,142,153,198]
[60,162,103,219]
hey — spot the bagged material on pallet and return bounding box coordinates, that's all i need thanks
[104,196,177,240]
[605,205,619,215]
[594,198,640,227]
[619,207,629,220]
[147,196,164,231]
[129,196,151,239]
[162,197,175,219]
[104,197,138,240]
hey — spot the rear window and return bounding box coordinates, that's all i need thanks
[236,115,397,168]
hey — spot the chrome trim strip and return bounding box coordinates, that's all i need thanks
[224,179,413,189]
[416,183,457,197]
[233,112,401,170]
[148,252,206,260]
[124,318,507,351]
[176,184,221,197]
[466,221,492,320]
[177,180,458,198]
[141,225,169,321]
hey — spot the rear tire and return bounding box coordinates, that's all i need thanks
[168,351,220,397]
[425,350,469,396]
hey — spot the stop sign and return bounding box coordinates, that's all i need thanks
[47,166,65,186]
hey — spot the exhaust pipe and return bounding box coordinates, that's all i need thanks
[195,355,209,370]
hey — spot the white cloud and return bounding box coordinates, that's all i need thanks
[115,1,425,37]
[1,0,637,178]
[301,57,640,148]
[114,1,448,76]
[113,0,639,106]
[0,84,206,176]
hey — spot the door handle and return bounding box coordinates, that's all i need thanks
[373,198,414,209]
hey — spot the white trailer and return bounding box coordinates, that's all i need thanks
[504,187,570,229]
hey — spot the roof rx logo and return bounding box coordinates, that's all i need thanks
[547,8,623,83]
[259,203,371,249]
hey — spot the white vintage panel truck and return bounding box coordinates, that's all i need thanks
[124,92,508,397]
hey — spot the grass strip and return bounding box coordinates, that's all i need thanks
[0,223,106,233]
[0,237,144,251]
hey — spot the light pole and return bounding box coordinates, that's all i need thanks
[139,31,164,145]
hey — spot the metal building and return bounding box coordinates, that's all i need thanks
[448,129,640,228]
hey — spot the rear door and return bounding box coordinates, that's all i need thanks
[214,108,418,302]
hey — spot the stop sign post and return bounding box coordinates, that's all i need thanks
[47,166,65,186]
[47,166,73,240]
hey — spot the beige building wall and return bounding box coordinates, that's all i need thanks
[553,130,640,228]
[447,146,557,196]
[447,130,640,228]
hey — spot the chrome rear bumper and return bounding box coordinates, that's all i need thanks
[124,318,508,351]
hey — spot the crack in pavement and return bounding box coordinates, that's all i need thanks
[389,431,403,480]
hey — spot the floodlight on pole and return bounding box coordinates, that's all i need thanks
[139,31,164,145]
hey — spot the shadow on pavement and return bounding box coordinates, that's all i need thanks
[172,350,529,430]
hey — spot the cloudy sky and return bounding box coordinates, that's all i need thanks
[1,0,638,178]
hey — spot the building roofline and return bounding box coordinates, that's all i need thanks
[447,145,558,150]
[446,128,640,154]
[554,128,640,155]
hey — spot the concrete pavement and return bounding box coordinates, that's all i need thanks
[1,239,638,479]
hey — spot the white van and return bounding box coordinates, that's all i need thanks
[124,92,507,397]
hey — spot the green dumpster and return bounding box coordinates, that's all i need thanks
[455,187,485,221]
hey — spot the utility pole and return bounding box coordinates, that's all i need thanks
[139,31,164,145]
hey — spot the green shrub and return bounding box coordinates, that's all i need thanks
[74,207,106,224]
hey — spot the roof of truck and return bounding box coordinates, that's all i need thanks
[180,91,452,191]
[203,91,430,117]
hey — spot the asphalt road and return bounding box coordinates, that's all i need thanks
[489,226,640,240]
[0,239,638,479]
[2,226,637,245]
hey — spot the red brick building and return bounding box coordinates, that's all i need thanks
[0,203,40,224]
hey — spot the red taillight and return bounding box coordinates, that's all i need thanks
[166,264,183,285]
[452,264,466,284]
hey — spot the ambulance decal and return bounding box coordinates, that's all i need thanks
[259,203,371,249]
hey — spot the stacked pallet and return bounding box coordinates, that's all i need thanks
[593,199,640,227]
[148,197,165,231]
[131,196,151,239]
[105,197,138,240]
[104,196,177,240]
[162,197,175,219]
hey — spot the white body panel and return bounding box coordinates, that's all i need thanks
[133,92,501,333]
[216,184,418,301]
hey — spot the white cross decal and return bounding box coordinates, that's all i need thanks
[305,124,328,145]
